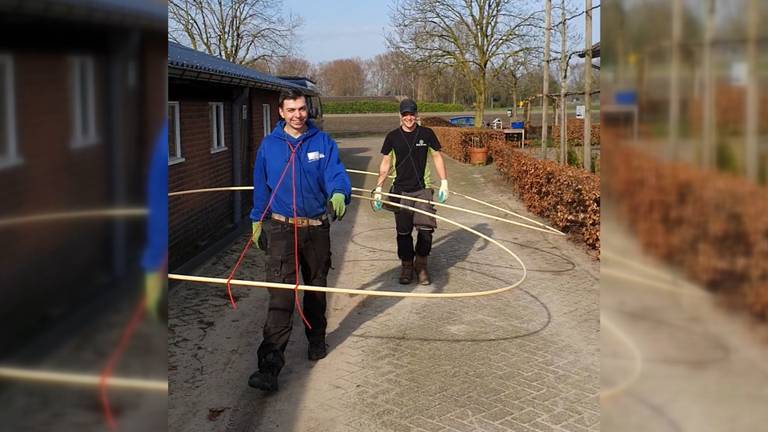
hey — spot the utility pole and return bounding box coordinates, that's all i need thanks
[746,0,759,181]
[702,0,715,168]
[559,0,567,164]
[668,0,682,160]
[583,0,592,172]
[542,0,552,160]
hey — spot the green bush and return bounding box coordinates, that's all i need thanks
[716,141,739,174]
[324,100,463,114]
[567,147,581,167]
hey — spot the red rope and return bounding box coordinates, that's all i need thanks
[225,144,298,309]
[99,295,147,430]
[225,138,312,329]
[290,148,312,329]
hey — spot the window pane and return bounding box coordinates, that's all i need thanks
[218,105,223,147]
[211,104,218,148]
[168,104,176,157]
[79,61,88,136]
[0,62,7,157]
[213,105,218,148]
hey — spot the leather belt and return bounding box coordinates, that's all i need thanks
[271,212,327,227]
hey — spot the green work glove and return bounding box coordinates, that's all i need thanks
[330,192,346,218]
[144,271,163,320]
[252,221,262,244]
[373,186,383,211]
[437,179,449,203]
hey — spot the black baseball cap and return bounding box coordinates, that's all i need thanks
[399,99,417,114]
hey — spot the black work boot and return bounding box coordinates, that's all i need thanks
[399,259,414,284]
[248,369,278,392]
[307,340,328,361]
[414,255,430,285]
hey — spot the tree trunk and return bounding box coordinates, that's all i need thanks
[512,86,518,119]
[475,74,486,128]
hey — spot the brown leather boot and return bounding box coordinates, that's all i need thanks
[414,255,430,285]
[399,259,414,284]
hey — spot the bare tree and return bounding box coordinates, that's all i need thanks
[388,0,542,125]
[366,51,421,98]
[274,56,314,78]
[316,58,366,96]
[169,0,302,65]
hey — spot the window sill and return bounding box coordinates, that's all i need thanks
[0,156,24,170]
[210,146,228,154]
[71,136,100,149]
[169,157,186,166]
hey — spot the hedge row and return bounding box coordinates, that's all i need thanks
[604,144,768,318]
[551,119,601,147]
[430,126,504,163]
[431,126,600,250]
[324,100,464,114]
[420,116,456,128]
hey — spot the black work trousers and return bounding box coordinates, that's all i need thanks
[395,209,433,261]
[257,218,331,374]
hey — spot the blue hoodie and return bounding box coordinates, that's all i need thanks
[251,119,351,221]
[141,121,168,271]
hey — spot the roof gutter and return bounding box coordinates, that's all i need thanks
[169,65,314,94]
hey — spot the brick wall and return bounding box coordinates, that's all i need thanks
[169,92,235,269]
[242,90,281,219]
[0,53,112,309]
[168,83,286,269]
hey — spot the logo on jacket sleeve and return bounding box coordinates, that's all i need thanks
[307,151,325,162]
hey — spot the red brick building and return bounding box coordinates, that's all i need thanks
[168,43,319,270]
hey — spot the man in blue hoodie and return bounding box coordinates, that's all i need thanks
[248,89,351,392]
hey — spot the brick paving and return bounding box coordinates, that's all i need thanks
[169,135,599,432]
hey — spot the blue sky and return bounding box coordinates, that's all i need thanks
[283,0,601,64]
[283,1,393,63]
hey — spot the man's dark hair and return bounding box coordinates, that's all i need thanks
[279,88,306,108]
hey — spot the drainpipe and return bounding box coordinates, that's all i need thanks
[232,86,249,226]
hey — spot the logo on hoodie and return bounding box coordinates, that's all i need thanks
[416,139,427,147]
[307,151,325,162]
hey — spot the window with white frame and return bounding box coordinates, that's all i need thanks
[262,103,270,137]
[168,101,183,164]
[209,102,226,152]
[0,54,21,169]
[70,55,98,148]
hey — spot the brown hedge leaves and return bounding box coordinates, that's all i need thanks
[604,144,768,319]
[431,126,601,252]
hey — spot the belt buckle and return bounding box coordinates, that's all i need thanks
[296,218,309,228]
